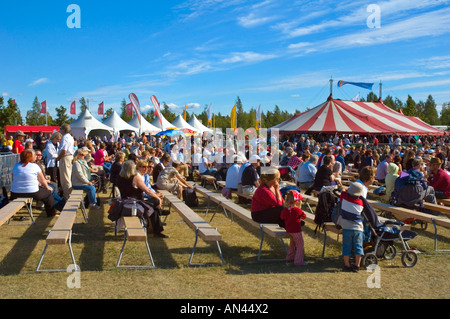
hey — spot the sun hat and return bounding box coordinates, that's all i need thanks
[16,130,25,136]
[347,182,364,197]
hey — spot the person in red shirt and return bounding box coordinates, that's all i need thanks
[280,190,306,266]
[12,130,26,154]
[428,157,450,199]
[251,167,284,227]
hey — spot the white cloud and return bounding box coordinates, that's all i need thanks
[29,77,49,86]
[237,12,276,28]
[221,51,277,64]
[1,92,9,97]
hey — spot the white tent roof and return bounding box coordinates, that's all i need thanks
[70,109,114,139]
[103,111,138,135]
[151,113,178,131]
[128,115,162,135]
[188,115,213,134]
[171,114,199,133]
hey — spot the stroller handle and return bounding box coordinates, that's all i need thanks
[384,219,405,226]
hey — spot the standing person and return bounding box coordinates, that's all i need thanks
[56,124,75,200]
[10,149,56,217]
[280,190,307,266]
[337,182,365,272]
[35,131,48,152]
[45,132,62,186]
[12,130,26,154]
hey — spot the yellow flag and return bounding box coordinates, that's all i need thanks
[183,105,187,121]
[231,104,237,129]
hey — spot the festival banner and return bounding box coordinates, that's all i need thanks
[98,102,104,115]
[231,104,237,129]
[40,100,47,114]
[256,104,262,130]
[151,95,162,126]
[126,102,133,116]
[70,101,76,115]
[338,80,374,90]
[207,104,212,128]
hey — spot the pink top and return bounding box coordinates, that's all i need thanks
[94,149,106,166]
[251,184,284,213]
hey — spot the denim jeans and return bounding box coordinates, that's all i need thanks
[73,184,97,204]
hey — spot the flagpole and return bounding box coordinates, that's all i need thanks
[379,81,382,100]
[330,77,333,95]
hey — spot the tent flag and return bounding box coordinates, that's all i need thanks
[129,93,142,127]
[183,105,187,121]
[231,104,237,129]
[352,93,360,101]
[98,102,104,115]
[126,102,133,116]
[70,101,76,115]
[207,103,213,128]
[256,104,262,130]
[40,100,47,114]
[338,80,374,90]
[151,95,163,127]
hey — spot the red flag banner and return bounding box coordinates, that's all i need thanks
[70,101,76,115]
[151,95,162,126]
[129,93,141,126]
[98,102,104,115]
[40,101,47,114]
[126,103,133,116]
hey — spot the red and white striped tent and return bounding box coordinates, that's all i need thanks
[272,95,446,136]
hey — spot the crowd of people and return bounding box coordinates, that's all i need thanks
[2,126,450,267]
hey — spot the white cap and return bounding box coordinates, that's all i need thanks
[250,154,261,163]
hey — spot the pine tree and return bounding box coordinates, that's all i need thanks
[440,102,450,126]
[422,95,439,125]
[54,105,71,126]
[402,95,416,116]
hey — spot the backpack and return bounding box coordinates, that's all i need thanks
[331,200,342,230]
[182,187,198,207]
[314,187,338,232]
[390,171,426,210]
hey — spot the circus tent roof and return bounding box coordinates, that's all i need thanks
[272,95,446,136]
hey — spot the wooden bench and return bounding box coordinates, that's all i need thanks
[159,189,224,266]
[35,190,87,272]
[116,216,156,269]
[0,198,33,227]
[200,175,218,190]
[194,185,292,261]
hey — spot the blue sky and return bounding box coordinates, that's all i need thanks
[1,0,450,123]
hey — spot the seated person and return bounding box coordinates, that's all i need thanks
[153,153,170,184]
[110,151,125,187]
[72,148,99,208]
[428,157,450,199]
[297,154,318,191]
[11,149,56,217]
[94,143,113,175]
[156,161,193,200]
[238,155,260,196]
[116,160,167,238]
[311,155,338,192]
[251,167,285,227]
[199,150,217,176]
[225,156,243,191]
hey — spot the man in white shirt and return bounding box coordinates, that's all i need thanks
[56,124,75,200]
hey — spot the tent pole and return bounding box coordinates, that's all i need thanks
[379,81,382,100]
[329,77,333,95]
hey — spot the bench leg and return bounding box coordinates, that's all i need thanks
[36,230,79,273]
[322,228,328,258]
[116,227,156,269]
[257,224,288,262]
[189,227,225,267]
[432,218,450,252]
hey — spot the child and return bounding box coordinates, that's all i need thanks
[337,182,365,272]
[280,190,307,266]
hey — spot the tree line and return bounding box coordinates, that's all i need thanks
[1,93,448,134]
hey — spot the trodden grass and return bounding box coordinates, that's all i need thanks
[0,187,449,299]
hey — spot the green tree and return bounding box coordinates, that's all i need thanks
[402,95,416,116]
[6,98,23,126]
[54,105,72,127]
[79,97,88,115]
[422,95,440,125]
[120,98,132,122]
[383,95,397,110]
[440,102,450,126]
[104,108,114,118]
[26,97,48,125]
[366,92,379,102]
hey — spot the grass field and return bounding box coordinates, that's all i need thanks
[0,186,449,300]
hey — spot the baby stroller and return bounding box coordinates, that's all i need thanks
[361,206,418,268]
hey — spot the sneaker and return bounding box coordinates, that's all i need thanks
[160,210,171,216]
[342,265,353,272]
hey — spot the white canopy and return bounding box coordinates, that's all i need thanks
[103,111,138,136]
[188,115,213,134]
[151,113,178,131]
[70,109,114,139]
[171,114,199,133]
[128,115,162,135]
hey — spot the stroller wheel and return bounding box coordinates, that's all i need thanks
[401,251,418,268]
[384,245,397,260]
[362,252,378,269]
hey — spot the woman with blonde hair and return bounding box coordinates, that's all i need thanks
[72,148,99,208]
[250,167,285,227]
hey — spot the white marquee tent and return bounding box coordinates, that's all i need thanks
[103,111,139,136]
[128,115,162,135]
[151,113,178,131]
[70,109,114,139]
[188,115,213,134]
[171,114,199,133]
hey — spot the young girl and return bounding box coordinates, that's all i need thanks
[280,190,307,266]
